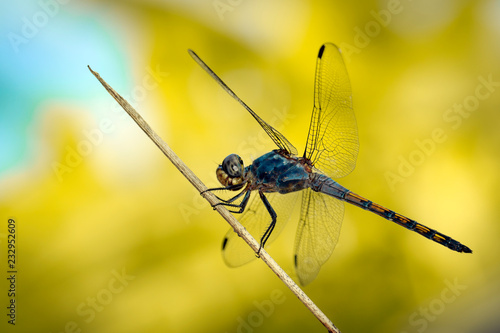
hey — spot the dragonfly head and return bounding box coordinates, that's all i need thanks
[216,154,245,189]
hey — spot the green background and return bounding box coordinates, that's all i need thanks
[1,0,499,332]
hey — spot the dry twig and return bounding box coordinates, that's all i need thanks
[88,65,340,333]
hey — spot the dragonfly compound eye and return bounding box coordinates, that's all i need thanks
[222,154,244,178]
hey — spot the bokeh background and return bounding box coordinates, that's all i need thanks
[1,0,500,332]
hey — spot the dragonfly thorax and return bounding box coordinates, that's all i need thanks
[216,154,245,189]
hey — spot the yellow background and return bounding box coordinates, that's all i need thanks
[1,0,499,332]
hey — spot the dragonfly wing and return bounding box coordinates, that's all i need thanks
[294,188,344,285]
[189,49,298,155]
[303,43,359,178]
[222,191,299,267]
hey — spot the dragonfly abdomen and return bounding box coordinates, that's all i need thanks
[311,175,472,254]
[343,191,472,254]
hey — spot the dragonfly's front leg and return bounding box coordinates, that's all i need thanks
[202,183,252,214]
[201,183,245,202]
[257,191,277,255]
[213,190,251,214]
[201,183,247,207]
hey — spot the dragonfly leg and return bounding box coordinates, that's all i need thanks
[201,183,245,195]
[201,183,248,208]
[256,191,277,257]
[213,190,251,214]
[212,188,246,204]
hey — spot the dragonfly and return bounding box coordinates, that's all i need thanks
[189,43,472,286]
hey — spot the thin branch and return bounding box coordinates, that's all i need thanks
[88,66,340,333]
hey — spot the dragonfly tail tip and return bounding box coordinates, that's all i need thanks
[462,246,472,254]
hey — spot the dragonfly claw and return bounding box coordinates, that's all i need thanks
[255,243,263,258]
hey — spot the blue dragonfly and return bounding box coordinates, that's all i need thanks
[189,43,472,285]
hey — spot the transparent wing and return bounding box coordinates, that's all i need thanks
[222,191,299,267]
[189,49,298,156]
[303,43,359,178]
[294,188,344,285]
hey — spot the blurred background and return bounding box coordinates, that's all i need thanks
[1,0,499,332]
